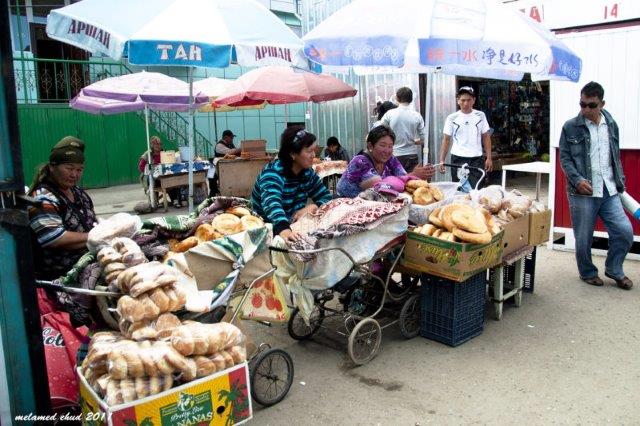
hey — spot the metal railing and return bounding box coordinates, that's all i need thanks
[12,56,211,156]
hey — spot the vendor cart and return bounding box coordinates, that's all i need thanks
[271,240,421,365]
[35,266,294,408]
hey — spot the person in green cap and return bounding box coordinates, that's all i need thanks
[28,136,97,280]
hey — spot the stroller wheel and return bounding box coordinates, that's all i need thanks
[287,306,324,340]
[348,318,381,365]
[398,293,421,339]
[250,348,294,407]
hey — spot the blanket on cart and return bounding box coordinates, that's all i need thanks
[272,199,409,321]
[288,197,406,261]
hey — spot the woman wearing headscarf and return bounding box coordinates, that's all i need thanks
[28,136,97,280]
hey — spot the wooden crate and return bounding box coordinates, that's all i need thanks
[218,158,270,198]
[240,139,266,158]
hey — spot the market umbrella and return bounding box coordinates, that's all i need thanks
[47,0,306,211]
[214,65,358,105]
[302,0,582,82]
[194,77,266,141]
[69,71,209,207]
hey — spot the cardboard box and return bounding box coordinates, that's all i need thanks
[240,140,266,158]
[500,214,530,257]
[78,362,252,426]
[160,150,176,164]
[218,158,270,198]
[528,209,552,246]
[402,229,504,282]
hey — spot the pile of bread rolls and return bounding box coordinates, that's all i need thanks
[477,185,533,224]
[80,321,247,406]
[116,261,186,330]
[169,206,264,253]
[97,237,147,291]
[403,179,445,206]
[413,202,502,245]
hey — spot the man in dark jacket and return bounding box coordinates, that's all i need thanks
[559,81,633,290]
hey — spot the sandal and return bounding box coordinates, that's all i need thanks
[604,272,633,290]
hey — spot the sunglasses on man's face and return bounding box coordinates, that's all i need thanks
[579,101,600,109]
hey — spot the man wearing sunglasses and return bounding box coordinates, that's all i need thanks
[559,81,633,290]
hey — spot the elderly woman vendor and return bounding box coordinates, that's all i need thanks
[29,136,97,280]
[251,127,332,243]
[337,125,435,198]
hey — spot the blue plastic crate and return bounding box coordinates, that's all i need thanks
[419,272,486,347]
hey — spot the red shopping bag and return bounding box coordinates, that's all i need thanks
[37,289,89,410]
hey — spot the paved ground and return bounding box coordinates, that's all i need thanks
[87,173,640,424]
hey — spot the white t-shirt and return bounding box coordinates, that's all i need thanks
[443,110,490,158]
[381,105,425,157]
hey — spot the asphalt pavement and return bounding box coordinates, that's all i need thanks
[87,174,640,424]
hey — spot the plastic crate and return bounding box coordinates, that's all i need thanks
[419,272,486,347]
[523,247,537,293]
[488,247,537,295]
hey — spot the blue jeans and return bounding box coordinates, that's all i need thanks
[568,188,633,279]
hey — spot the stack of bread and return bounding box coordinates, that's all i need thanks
[169,207,264,253]
[476,186,537,225]
[116,261,186,328]
[402,179,445,206]
[97,237,147,292]
[413,202,502,245]
[80,321,247,406]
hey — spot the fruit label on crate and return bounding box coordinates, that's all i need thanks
[78,363,252,426]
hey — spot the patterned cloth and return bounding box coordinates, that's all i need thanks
[251,159,332,235]
[289,197,406,261]
[337,154,406,198]
[29,181,97,280]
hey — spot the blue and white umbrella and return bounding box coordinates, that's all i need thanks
[46,0,305,211]
[46,0,306,68]
[303,0,581,81]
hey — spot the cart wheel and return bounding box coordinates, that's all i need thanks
[387,274,419,303]
[287,306,324,340]
[347,318,382,365]
[398,294,421,339]
[250,348,294,407]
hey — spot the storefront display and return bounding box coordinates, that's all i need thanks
[458,77,550,165]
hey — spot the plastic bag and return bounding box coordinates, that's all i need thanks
[88,213,142,253]
[237,273,290,323]
[118,312,181,341]
[171,321,245,356]
[475,185,505,213]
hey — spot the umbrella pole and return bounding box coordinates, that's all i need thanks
[145,105,155,207]
[188,67,195,213]
[213,108,218,142]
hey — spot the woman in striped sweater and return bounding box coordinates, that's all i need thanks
[251,127,332,243]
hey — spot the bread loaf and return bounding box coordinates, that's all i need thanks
[171,322,244,356]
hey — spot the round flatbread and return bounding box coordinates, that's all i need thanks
[240,215,264,230]
[452,228,492,245]
[451,209,488,234]
[429,207,443,227]
[406,179,430,189]
[428,186,444,202]
[211,213,242,235]
[226,206,252,217]
[413,187,434,205]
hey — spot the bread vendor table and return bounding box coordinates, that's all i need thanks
[312,160,347,194]
[501,161,551,201]
[489,245,534,320]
